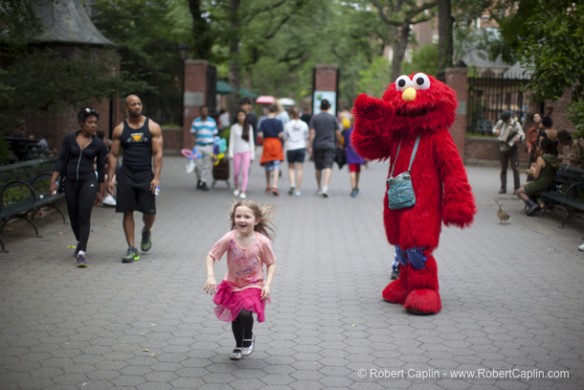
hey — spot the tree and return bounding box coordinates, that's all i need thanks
[496,0,584,129]
[437,0,453,74]
[0,1,135,134]
[91,0,190,124]
[370,0,438,80]
[402,44,439,76]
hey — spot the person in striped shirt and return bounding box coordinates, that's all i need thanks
[191,105,218,191]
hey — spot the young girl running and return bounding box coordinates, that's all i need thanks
[228,109,255,199]
[203,200,276,360]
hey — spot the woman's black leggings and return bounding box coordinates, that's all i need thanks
[231,309,254,348]
[64,177,98,252]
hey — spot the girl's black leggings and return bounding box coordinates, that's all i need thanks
[64,177,98,252]
[231,309,254,348]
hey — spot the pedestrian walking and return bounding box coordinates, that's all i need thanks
[283,108,309,196]
[229,109,255,200]
[341,118,365,197]
[50,107,108,267]
[107,95,163,263]
[258,105,284,196]
[239,98,259,145]
[191,105,218,191]
[308,99,340,198]
[203,200,277,361]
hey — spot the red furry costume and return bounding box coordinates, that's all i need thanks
[352,73,476,314]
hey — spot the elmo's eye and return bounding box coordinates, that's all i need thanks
[395,75,413,91]
[412,73,430,90]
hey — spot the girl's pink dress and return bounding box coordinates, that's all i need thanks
[208,230,276,322]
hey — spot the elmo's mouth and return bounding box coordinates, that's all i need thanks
[396,106,433,117]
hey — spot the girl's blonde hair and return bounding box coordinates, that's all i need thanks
[230,200,275,240]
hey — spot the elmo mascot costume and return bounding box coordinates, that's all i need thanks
[352,73,476,314]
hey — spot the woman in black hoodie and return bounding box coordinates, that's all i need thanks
[50,108,108,267]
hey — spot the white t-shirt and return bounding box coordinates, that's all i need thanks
[228,123,255,160]
[283,119,309,151]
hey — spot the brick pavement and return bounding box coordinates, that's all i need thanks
[1,156,583,390]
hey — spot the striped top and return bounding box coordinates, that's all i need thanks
[191,116,218,146]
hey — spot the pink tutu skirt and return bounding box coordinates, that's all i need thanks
[213,280,269,323]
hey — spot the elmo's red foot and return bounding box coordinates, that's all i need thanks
[382,279,407,304]
[404,289,441,315]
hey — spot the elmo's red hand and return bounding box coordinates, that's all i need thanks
[352,94,395,160]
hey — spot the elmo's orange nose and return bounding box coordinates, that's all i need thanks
[402,87,416,102]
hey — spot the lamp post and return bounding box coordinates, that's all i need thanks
[178,44,191,127]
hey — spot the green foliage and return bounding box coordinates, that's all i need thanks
[0,0,42,53]
[0,48,143,132]
[0,1,143,134]
[498,0,584,100]
[91,0,189,124]
[402,44,439,76]
[496,0,584,131]
[357,57,393,98]
[568,101,584,137]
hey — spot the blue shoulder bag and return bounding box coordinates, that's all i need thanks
[387,135,421,210]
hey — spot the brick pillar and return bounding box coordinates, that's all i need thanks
[445,67,468,159]
[313,64,339,116]
[182,60,208,149]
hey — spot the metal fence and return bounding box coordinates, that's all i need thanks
[467,76,530,135]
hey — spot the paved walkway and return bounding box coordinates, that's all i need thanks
[1,155,583,390]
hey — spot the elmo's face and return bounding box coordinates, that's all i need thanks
[382,73,457,134]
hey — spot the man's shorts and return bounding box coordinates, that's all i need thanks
[313,148,335,170]
[263,160,281,172]
[116,167,156,215]
[287,148,306,164]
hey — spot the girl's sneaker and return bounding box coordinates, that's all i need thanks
[230,348,242,360]
[233,189,240,197]
[241,335,255,357]
[239,192,247,199]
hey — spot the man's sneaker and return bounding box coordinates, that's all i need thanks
[200,182,209,191]
[390,269,399,280]
[288,187,295,195]
[76,254,87,268]
[230,348,243,360]
[73,244,80,258]
[102,194,117,206]
[122,247,140,263]
[141,228,152,252]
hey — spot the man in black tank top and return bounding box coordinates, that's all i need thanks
[107,95,164,263]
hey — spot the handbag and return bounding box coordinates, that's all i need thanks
[387,135,421,210]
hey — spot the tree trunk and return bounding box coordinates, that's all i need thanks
[188,0,212,59]
[438,0,453,75]
[227,0,241,116]
[391,23,411,80]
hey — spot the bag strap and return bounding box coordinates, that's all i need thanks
[408,135,421,171]
[389,135,421,177]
